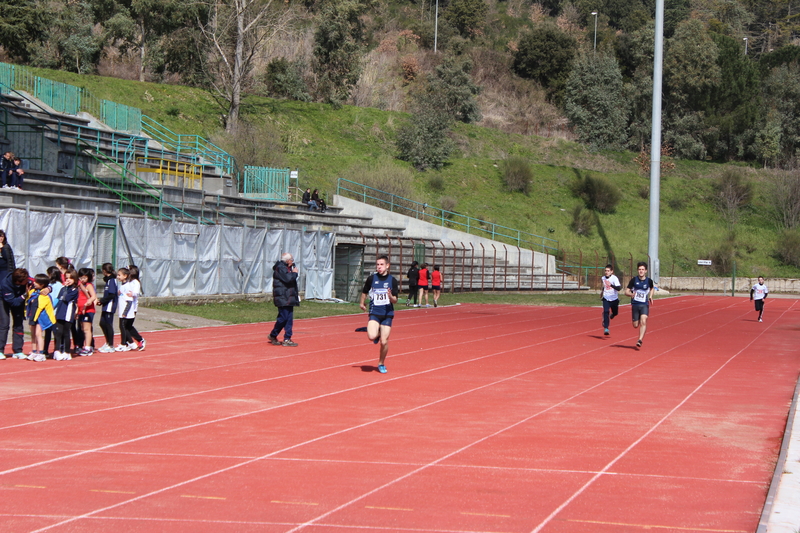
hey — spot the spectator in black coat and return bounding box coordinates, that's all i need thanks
[0,268,31,358]
[0,230,15,276]
[268,253,300,347]
[405,261,419,306]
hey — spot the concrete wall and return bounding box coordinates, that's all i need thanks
[660,276,800,294]
[334,194,556,273]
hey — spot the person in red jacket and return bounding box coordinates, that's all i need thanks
[431,265,443,307]
[416,263,430,307]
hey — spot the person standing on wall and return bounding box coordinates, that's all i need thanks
[269,253,300,347]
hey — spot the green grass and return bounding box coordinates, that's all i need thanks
[148,291,674,324]
[23,66,800,279]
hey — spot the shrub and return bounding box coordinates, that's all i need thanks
[263,58,311,102]
[713,169,753,230]
[571,173,622,213]
[396,97,454,170]
[768,170,800,229]
[440,195,458,215]
[570,205,594,236]
[709,232,737,275]
[502,156,533,195]
[342,156,420,212]
[429,174,445,191]
[776,228,800,268]
[667,196,685,210]
[209,120,286,171]
[638,185,649,199]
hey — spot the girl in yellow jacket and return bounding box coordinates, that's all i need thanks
[25,273,56,362]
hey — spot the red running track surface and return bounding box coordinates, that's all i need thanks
[0,295,798,533]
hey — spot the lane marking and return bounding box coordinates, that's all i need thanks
[529,300,799,533]
[461,512,511,518]
[567,519,748,532]
[272,500,319,506]
[15,484,45,488]
[90,489,136,494]
[181,494,226,500]
[365,505,413,511]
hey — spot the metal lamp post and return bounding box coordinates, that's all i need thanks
[591,12,598,52]
[743,37,748,55]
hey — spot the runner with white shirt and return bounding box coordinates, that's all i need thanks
[750,276,768,323]
[625,262,655,348]
[600,264,622,336]
[359,256,399,374]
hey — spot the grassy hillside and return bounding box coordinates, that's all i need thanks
[27,67,799,279]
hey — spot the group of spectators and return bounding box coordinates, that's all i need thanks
[301,188,327,212]
[1,152,25,190]
[404,261,443,308]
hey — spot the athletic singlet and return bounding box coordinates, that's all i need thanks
[627,276,654,304]
[418,269,429,286]
[363,273,399,316]
[431,271,442,286]
[77,282,95,313]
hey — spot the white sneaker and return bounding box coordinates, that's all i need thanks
[32,353,46,362]
[115,344,131,352]
[98,344,114,353]
[13,352,26,359]
[26,353,37,361]
[53,350,62,360]
[127,342,138,351]
[0,353,5,360]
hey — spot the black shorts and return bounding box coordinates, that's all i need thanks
[431,285,441,290]
[77,312,95,323]
[631,303,649,321]
[755,299,765,311]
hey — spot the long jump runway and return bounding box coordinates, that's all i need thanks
[0,295,798,532]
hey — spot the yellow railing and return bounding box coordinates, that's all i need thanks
[135,157,203,190]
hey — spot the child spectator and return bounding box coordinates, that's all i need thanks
[76,267,97,355]
[25,273,55,361]
[42,266,63,356]
[96,263,118,352]
[115,266,145,351]
[54,269,79,361]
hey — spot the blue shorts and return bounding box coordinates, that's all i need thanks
[369,315,393,327]
[78,312,95,323]
[631,304,649,321]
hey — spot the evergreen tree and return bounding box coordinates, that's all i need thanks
[565,53,629,151]
[443,0,488,38]
[427,56,482,123]
[512,24,577,104]
[0,0,50,62]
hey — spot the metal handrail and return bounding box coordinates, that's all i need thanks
[336,178,559,254]
[141,115,233,176]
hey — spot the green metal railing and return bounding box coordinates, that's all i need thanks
[337,178,559,254]
[141,115,233,176]
[75,140,214,224]
[242,166,291,200]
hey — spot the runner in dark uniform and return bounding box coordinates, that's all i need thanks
[359,255,399,374]
[625,262,655,348]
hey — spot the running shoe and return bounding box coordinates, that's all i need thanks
[0,353,5,360]
[604,328,609,336]
[32,352,46,362]
[26,352,37,360]
[282,339,298,347]
[138,339,146,351]
[759,318,763,322]
[434,301,438,307]
[268,335,281,346]
[636,339,643,347]
[127,342,138,351]
[372,336,379,345]
[12,352,26,359]
[378,364,387,374]
[82,347,93,356]
[115,344,131,352]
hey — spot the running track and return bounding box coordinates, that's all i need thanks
[0,295,798,533]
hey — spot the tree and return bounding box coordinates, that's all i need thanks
[396,93,454,171]
[443,0,488,38]
[564,53,629,151]
[198,0,294,133]
[0,0,50,62]
[29,1,102,74]
[312,0,369,107]
[713,169,753,230]
[759,62,800,165]
[512,24,577,103]
[426,56,481,123]
[663,19,721,158]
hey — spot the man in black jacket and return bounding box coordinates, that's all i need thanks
[0,268,31,359]
[269,253,300,347]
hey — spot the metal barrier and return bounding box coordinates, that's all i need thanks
[141,115,233,176]
[242,166,291,200]
[337,178,559,254]
[135,156,203,189]
[102,100,142,135]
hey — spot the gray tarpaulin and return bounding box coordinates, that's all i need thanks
[0,208,334,298]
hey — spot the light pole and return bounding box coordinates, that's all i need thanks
[434,0,439,53]
[743,37,748,55]
[591,12,598,52]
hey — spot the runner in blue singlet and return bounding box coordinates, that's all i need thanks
[359,255,399,374]
[624,261,654,348]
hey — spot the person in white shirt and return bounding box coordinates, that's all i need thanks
[750,276,769,323]
[600,264,622,336]
[115,266,145,351]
